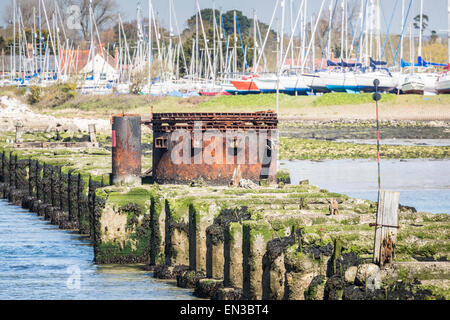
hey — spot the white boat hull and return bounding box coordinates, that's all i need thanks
[253,76,278,93]
[354,72,398,92]
[436,76,450,94]
[319,72,359,92]
[279,76,310,95]
[401,81,425,94]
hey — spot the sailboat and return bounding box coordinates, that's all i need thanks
[252,73,278,94]
[436,1,450,94]
[354,58,398,92]
[436,65,450,94]
[231,74,261,94]
[354,69,398,93]
[319,61,360,93]
[401,74,425,94]
[278,69,311,95]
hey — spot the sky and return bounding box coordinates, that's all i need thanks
[117,0,450,36]
[0,0,448,36]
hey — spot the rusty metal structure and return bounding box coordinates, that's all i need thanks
[143,111,278,185]
[111,114,142,186]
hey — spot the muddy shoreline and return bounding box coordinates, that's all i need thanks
[280,120,450,141]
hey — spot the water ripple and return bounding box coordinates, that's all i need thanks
[0,200,196,300]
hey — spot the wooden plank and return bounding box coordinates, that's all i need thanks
[381,192,400,265]
[373,190,400,266]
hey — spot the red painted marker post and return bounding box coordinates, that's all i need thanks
[373,79,382,203]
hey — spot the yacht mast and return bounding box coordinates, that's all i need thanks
[289,0,301,67]
[418,0,423,58]
[311,15,315,70]
[233,10,237,75]
[280,0,286,67]
[327,0,334,60]
[301,0,307,71]
[148,0,152,89]
[376,0,381,60]
[341,0,345,60]
[369,0,374,59]
[401,0,405,65]
[213,0,216,83]
[448,0,450,64]
[168,0,173,76]
[411,22,415,73]
[13,0,16,79]
[253,9,257,72]
[196,6,199,80]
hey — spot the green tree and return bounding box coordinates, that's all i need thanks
[187,9,254,37]
[413,14,429,33]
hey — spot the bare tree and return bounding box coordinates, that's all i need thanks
[2,0,61,29]
[64,0,118,40]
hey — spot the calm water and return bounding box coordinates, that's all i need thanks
[0,200,195,300]
[279,159,450,214]
[335,139,450,147]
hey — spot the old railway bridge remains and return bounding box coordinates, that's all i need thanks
[0,111,446,300]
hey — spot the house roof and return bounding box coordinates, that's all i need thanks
[60,45,117,73]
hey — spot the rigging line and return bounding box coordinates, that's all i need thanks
[171,0,188,75]
[301,0,326,70]
[380,0,398,60]
[221,13,230,74]
[254,0,280,74]
[393,0,413,66]
[255,15,267,70]
[236,16,248,72]
[196,0,214,79]
[281,0,304,68]
[322,0,340,59]
[356,0,368,63]
[348,9,357,56]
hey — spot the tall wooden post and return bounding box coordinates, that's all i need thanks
[15,120,23,144]
[373,190,400,266]
[88,124,97,143]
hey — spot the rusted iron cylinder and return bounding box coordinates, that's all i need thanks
[111,114,142,186]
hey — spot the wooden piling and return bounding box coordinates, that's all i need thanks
[373,190,400,266]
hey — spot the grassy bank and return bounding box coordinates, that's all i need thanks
[2,85,450,121]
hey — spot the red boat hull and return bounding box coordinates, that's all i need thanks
[231,80,260,93]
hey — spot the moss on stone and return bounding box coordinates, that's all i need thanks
[276,169,291,184]
[106,187,152,212]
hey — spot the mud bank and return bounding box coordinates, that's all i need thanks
[280,120,450,141]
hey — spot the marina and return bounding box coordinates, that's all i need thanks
[0,0,449,97]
